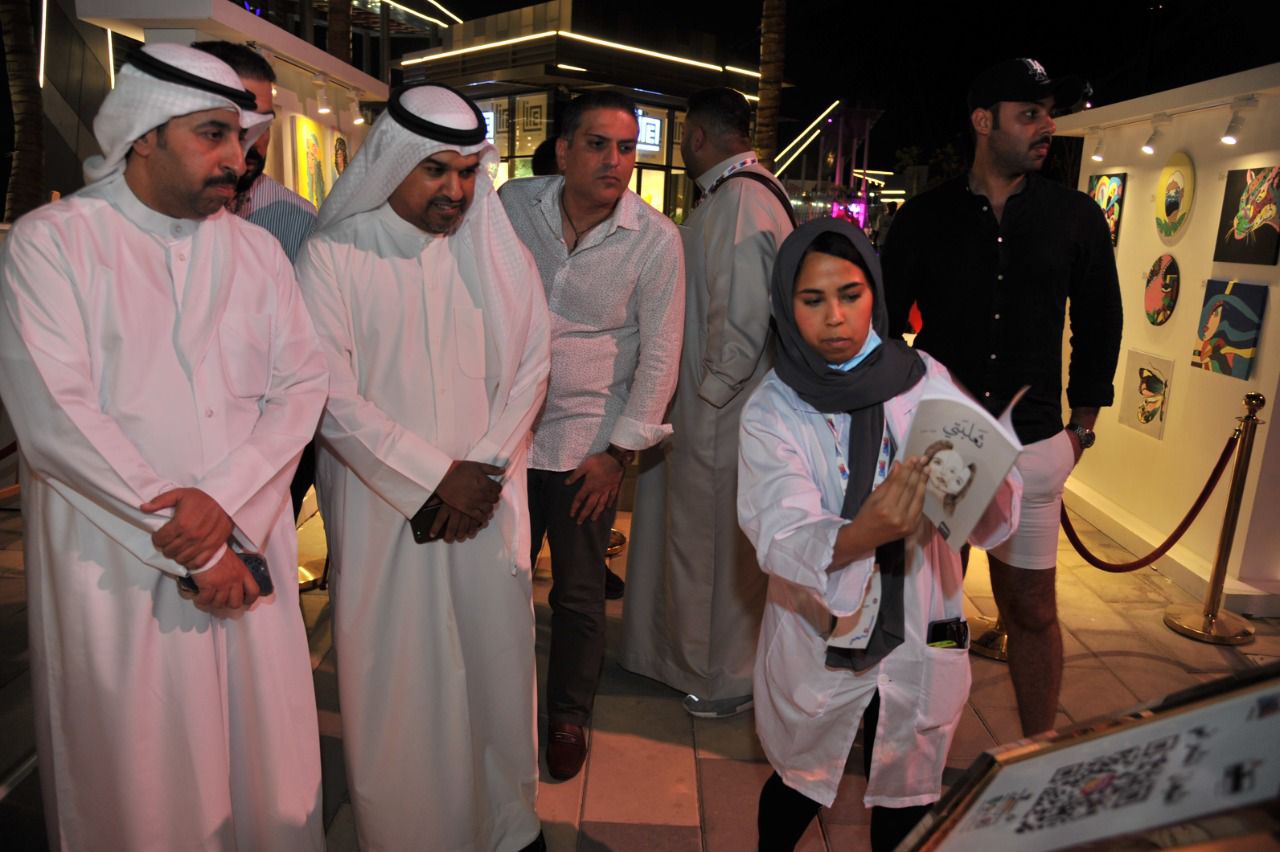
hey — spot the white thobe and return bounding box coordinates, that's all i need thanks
[296,202,551,852]
[738,356,1022,808]
[623,157,793,700]
[0,173,328,851]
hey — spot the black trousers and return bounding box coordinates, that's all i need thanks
[527,468,617,726]
[757,691,930,851]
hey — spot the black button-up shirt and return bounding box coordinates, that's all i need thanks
[882,173,1123,445]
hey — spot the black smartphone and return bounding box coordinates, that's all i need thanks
[177,551,275,598]
[926,617,969,649]
[410,495,446,544]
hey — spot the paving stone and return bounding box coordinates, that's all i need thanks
[1059,662,1142,725]
[324,802,357,850]
[579,821,701,851]
[582,693,698,826]
[693,709,767,762]
[699,758,775,852]
[948,702,998,768]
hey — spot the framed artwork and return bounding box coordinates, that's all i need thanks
[1143,254,1179,326]
[1190,279,1268,380]
[1154,152,1194,243]
[1213,166,1280,265]
[1119,350,1173,439]
[1087,173,1126,246]
[293,115,327,208]
[332,134,350,184]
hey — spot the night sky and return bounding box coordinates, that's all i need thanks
[448,0,1277,170]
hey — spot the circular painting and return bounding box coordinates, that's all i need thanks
[1154,151,1194,243]
[1143,254,1179,326]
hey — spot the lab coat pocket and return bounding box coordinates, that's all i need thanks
[454,306,488,379]
[763,624,833,719]
[219,314,272,398]
[915,644,971,732]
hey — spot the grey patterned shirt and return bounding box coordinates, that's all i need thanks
[230,174,317,264]
[499,175,685,471]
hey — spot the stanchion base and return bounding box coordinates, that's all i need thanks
[1163,604,1255,645]
[298,557,326,593]
[607,528,627,558]
[969,614,1008,662]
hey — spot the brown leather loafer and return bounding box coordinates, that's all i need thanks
[546,720,588,781]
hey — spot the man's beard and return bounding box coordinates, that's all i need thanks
[236,149,266,194]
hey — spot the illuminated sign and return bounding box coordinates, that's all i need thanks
[637,115,662,152]
[482,111,495,143]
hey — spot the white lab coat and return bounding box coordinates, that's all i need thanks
[296,201,551,852]
[738,355,1021,808]
[0,173,328,851]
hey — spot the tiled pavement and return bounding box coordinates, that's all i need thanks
[2,491,1278,850]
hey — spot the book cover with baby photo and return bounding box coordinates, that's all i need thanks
[903,381,1026,550]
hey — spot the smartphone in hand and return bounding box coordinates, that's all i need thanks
[177,551,274,599]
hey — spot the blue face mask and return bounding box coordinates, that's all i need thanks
[828,328,882,372]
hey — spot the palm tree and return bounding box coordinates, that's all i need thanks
[2,0,43,222]
[756,0,785,169]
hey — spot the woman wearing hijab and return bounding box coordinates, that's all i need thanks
[737,219,1022,851]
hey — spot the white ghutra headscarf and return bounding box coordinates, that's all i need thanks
[84,43,272,184]
[315,85,535,334]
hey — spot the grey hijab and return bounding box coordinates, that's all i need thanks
[769,218,925,672]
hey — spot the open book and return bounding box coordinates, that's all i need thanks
[903,381,1027,551]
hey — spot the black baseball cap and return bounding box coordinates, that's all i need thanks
[967,58,1088,113]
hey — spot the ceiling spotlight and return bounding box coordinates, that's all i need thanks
[313,74,332,115]
[1088,128,1105,162]
[1221,96,1258,145]
[1141,114,1170,155]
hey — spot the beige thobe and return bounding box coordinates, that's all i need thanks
[297,202,550,852]
[621,158,794,700]
[0,174,328,851]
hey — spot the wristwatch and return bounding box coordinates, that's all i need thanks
[604,444,636,470]
[1066,422,1096,450]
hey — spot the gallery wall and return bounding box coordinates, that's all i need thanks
[1058,65,1280,614]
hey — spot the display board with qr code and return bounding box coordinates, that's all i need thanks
[933,684,1280,852]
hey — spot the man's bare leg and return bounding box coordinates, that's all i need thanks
[988,555,1061,736]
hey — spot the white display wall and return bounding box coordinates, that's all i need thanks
[1057,64,1280,614]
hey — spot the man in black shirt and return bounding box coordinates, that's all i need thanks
[883,58,1122,736]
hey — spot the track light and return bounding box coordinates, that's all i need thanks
[1221,96,1257,145]
[313,74,331,115]
[1141,114,1170,156]
[1088,128,1105,162]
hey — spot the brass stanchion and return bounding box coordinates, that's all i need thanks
[1164,393,1264,646]
[969,614,1008,661]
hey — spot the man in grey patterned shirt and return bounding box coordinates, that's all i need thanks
[500,91,685,782]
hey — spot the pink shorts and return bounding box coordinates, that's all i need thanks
[990,429,1076,570]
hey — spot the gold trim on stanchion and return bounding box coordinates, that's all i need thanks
[606,528,627,558]
[1164,393,1264,646]
[969,614,1008,661]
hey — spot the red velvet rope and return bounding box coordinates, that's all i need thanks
[1060,432,1240,573]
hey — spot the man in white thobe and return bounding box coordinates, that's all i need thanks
[0,44,327,851]
[296,85,550,852]
[622,88,794,718]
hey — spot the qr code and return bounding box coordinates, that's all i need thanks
[1014,734,1179,833]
